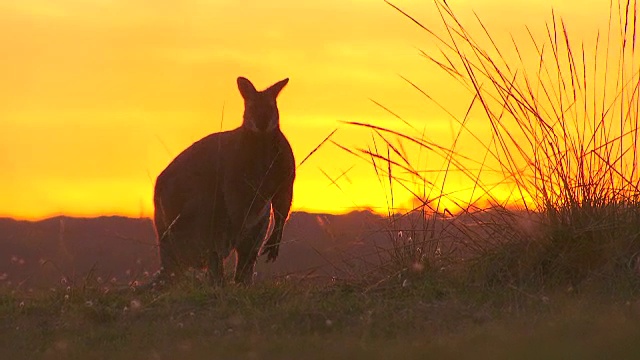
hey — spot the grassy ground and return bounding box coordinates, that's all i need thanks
[2,278,640,359]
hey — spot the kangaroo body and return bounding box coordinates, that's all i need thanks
[153,77,294,285]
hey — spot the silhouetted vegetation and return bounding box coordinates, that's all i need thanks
[346,0,640,295]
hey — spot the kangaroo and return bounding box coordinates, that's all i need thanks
[153,77,295,285]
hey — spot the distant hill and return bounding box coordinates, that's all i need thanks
[0,211,403,288]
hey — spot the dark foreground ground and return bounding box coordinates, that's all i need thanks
[2,278,640,360]
[2,213,640,359]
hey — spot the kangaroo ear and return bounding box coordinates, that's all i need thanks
[266,78,289,98]
[237,77,258,100]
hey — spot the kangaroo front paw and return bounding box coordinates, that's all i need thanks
[260,242,280,262]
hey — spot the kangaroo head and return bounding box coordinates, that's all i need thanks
[237,77,289,133]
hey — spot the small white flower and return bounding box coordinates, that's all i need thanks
[130,299,142,310]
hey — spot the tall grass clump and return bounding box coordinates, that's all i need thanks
[346,0,640,292]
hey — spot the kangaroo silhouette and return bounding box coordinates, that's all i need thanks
[153,77,295,285]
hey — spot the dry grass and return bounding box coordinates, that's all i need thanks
[341,0,640,293]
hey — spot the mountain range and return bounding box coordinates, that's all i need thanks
[0,211,403,288]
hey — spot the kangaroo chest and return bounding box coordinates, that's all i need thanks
[224,132,286,208]
[232,135,286,195]
[219,134,289,231]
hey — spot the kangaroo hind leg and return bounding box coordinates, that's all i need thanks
[234,216,270,285]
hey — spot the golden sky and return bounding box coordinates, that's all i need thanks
[0,0,612,219]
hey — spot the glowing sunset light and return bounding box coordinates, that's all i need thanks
[0,0,617,219]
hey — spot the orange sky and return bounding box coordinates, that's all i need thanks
[0,0,612,219]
